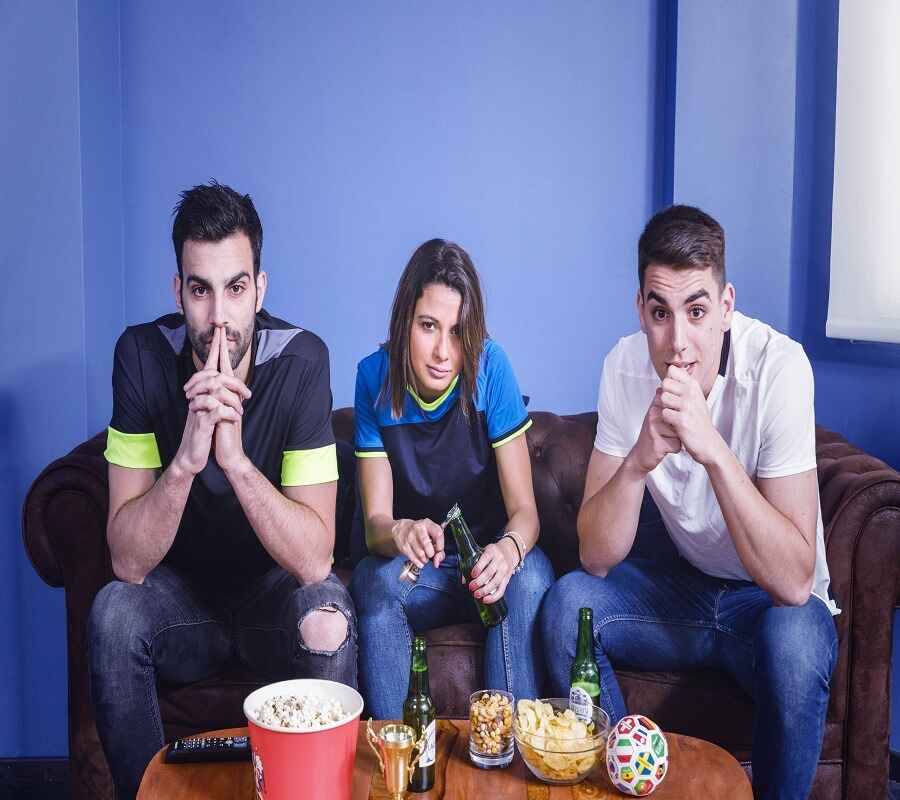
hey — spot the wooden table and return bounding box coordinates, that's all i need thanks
[138,720,751,799]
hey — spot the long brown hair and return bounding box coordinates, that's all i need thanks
[382,239,487,420]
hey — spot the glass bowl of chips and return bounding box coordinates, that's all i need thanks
[513,698,610,784]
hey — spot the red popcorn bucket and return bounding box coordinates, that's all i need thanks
[244,679,364,800]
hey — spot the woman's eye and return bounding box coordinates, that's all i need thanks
[450,326,460,336]
[422,320,435,331]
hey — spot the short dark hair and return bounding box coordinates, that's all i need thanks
[638,205,725,292]
[382,239,487,421]
[172,181,263,276]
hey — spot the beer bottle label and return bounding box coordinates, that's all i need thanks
[419,720,436,767]
[569,685,593,723]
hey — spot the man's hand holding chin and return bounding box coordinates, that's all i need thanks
[659,365,725,466]
[627,387,682,475]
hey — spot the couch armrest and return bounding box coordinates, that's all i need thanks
[815,425,900,799]
[22,432,111,588]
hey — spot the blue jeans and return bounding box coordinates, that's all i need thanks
[540,552,837,800]
[88,564,357,800]
[350,547,555,718]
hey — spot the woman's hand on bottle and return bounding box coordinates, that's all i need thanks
[392,518,445,569]
[468,539,518,604]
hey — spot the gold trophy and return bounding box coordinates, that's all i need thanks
[366,720,426,800]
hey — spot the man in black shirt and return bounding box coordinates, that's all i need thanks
[88,182,356,799]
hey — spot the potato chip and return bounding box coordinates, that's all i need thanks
[514,698,603,782]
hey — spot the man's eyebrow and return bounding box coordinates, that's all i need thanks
[185,271,251,288]
[645,290,669,307]
[225,271,251,286]
[684,289,711,304]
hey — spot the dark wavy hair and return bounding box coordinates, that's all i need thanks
[382,239,487,420]
[638,204,725,293]
[172,180,263,277]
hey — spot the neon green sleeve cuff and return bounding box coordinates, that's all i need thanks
[104,426,162,469]
[492,418,533,449]
[281,443,339,486]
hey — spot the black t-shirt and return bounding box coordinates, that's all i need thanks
[104,309,338,585]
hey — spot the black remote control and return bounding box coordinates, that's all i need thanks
[164,734,251,763]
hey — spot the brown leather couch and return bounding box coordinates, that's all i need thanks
[22,408,900,799]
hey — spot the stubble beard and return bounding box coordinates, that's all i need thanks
[187,321,254,371]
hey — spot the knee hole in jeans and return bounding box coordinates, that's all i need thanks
[298,604,350,654]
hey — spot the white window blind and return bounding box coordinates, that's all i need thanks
[827,0,900,344]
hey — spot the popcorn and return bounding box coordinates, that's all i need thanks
[254,693,347,730]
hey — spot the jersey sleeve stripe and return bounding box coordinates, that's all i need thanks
[104,426,162,469]
[355,450,388,459]
[281,443,339,486]
[491,417,533,449]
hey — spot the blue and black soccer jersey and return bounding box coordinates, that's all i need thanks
[104,309,338,585]
[354,339,531,547]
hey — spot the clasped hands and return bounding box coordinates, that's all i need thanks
[175,326,252,475]
[391,518,517,605]
[630,365,722,473]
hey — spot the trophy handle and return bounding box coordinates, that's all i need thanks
[365,718,386,775]
[405,730,428,783]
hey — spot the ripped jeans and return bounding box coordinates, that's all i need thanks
[88,564,356,799]
[350,549,555,719]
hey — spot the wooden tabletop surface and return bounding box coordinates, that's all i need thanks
[137,720,752,799]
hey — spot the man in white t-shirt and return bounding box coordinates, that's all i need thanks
[541,205,838,800]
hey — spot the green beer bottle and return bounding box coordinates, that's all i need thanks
[445,503,508,628]
[569,607,601,722]
[403,636,436,792]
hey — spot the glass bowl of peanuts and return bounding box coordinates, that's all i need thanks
[513,698,610,784]
[468,690,514,768]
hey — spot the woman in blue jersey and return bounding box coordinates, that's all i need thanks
[349,238,555,718]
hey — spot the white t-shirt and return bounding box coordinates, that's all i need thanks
[594,311,837,614]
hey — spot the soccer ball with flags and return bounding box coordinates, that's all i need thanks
[606,714,668,796]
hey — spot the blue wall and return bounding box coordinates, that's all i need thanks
[2,0,85,757]
[1,0,84,757]
[119,0,662,415]
[674,0,799,335]
[0,0,123,757]
[2,0,898,758]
